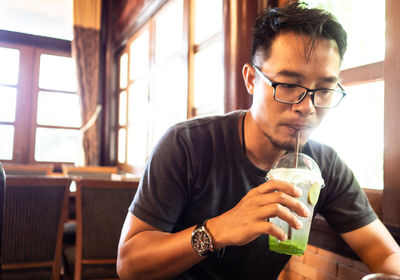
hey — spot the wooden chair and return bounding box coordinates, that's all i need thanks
[2,163,54,176]
[66,178,138,280]
[1,176,71,280]
[61,165,118,179]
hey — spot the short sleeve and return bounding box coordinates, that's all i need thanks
[129,126,193,232]
[306,141,378,233]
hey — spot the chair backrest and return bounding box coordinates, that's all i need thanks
[1,176,71,280]
[74,178,138,280]
[2,163,54,176]
[62,165,118,179]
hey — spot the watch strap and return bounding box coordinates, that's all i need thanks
[195,219,225,258]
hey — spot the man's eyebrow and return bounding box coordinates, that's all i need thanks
[275,70,305,80]
[319,76,340,84]
[275,70,339,84]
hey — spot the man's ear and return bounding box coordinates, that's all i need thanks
[242,63,256,95]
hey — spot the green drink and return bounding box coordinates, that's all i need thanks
[267,153,324,256]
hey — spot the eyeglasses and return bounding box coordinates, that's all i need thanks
[253,66,346,109]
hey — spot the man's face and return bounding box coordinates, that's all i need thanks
[247,32,341,150]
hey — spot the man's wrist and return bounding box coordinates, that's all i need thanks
[191,218,225,258]
[205,218,224,251]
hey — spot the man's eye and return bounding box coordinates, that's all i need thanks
[318,89,331,95]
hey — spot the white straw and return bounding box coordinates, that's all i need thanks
[294,131,300,168]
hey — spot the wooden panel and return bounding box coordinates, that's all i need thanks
[363,188,383,219]
[3,163,54,176]
[111,0,168,47]
[224,0,257,112]
[383,0,400,227]
[339,62,384,86]
[100,0,117,166]
[61,165,118,179]
[0,30,71,52]
[309,214,359,260]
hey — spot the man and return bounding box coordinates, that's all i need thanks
[117,3,400,279]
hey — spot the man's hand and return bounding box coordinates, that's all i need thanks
[117,180,310,279]
[207,179,310,249]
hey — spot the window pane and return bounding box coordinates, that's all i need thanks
[153,58,187,117]
[118,128,126,163]
[39,54,77,92]
[0,1,73,40]
[119,91,127,126]
[0,86,17,122]
[0,124,14,160]
[311,81,384,189]
[35,127,81,162]
[154,0,183,62]
[194,0,223,44]
[130,30,149,81]
[127,82,149,166]
[127,124,147,166]
[37,91,82,127]
[128,82,148,124]
[152,57,187,147]
[193,41,224,111]
[120,53,128,89]
[305,0,385,69]
[0,47,19,85]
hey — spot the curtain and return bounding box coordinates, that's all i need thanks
[72,0,102,165]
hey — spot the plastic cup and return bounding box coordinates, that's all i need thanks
[266,152,324,256]
[362,274,400,280]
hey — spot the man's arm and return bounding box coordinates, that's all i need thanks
[117,180,309,279]
[117,213,203,280]
[341,218,400,274]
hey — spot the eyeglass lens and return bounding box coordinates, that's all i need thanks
[274,84,343,108]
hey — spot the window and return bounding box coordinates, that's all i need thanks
[190,0,224,117]
[117,0,224,173]
[306,0,385,190]
[0,46,19,160]
[0,38,81,166]
[0,0,73,41]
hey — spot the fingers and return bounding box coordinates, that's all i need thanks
[257,221,288,241]
[256,179,303,197]
[256,191,310,218]
[247,180,310,238]
[261,203,304,230]
[216,180,311,247]
[247,180,309,218]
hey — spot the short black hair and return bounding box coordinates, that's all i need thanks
[250,2,347,65]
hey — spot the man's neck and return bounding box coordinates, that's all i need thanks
[240,112,286,171]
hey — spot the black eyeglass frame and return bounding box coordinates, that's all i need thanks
[253,65,347,109]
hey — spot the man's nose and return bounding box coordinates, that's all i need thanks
[292,92,316,115]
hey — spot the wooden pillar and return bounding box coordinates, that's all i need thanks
[383,0,400,227]
[223,0,258,112]
[100,0,117,165]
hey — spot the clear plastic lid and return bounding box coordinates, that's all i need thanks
[271,152,321,173]
[267,152,325,188]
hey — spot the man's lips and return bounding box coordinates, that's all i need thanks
[281,123,314,129]
[280,123,315,133]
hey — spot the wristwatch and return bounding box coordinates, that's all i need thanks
[191,219,225,257]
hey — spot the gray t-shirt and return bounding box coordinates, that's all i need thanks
[130,110,377,279]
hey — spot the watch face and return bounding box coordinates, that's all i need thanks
[191,228,211,254]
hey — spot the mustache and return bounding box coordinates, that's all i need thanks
[278,120,318,130]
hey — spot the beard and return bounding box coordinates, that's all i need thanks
[264,132,297,151]
[262,128,309,152]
